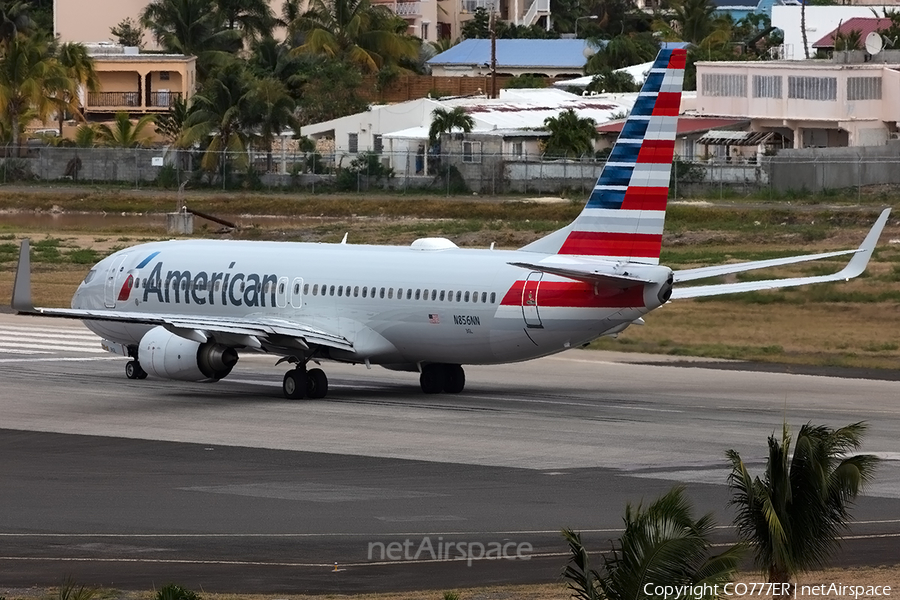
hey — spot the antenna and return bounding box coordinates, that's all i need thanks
[865,31,884,55]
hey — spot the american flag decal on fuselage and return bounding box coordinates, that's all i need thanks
[558,48,686,264]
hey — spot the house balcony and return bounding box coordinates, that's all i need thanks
[88,91,141,108]
[394,1,421,15]
[149,91,182,108]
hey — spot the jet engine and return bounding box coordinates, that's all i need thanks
[641,267,675,310]
[139,326,238,381]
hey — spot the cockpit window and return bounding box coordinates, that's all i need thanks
[82,269,97,284]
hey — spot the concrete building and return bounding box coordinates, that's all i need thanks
[694,57,900,148]
[772,4,899,60]
[83,44,197,118]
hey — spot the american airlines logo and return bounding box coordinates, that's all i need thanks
[141,262,283,307]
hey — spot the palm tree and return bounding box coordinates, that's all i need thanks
[213,0,276,43]
[563,487,743,600]
[542,108,599,158]
[182,60,256,175]
[96,112,156,147]
[140,0,242,78]
[0,34,70,152]
[289,0,420,74]
[800,0,809,59]
[246,77,298,171]
[585,68,638,94]
[74,123,98,147]
[428,106,474,147]
[55,42,99,136]
[0,0,33,46]
[671,0,717,44]
[727,422,879,596]
[585,33,658,72]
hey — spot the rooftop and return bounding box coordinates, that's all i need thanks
[598,116,749,136]
[813,17,894,48]
[427,39,597,69]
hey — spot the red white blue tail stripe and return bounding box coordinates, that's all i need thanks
[558,48,686,264]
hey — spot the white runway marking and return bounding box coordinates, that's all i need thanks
[0,324,103,356]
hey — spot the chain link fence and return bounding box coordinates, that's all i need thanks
[2,145,899,199]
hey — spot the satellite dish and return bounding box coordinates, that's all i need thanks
[865,31,884,55]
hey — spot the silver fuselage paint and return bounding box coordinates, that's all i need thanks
[73,239,661,366]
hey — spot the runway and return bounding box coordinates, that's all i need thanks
[1,312,899,592]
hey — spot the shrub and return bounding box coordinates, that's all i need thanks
[155,584,200,600]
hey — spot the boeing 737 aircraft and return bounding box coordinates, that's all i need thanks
[11,48,891,399]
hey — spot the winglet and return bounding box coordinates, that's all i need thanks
[11,239,36,313]
[836,207,890,280]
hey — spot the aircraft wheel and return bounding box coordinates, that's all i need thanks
[306,368,328,399]
[443,364,465,394]
[419,364,445,394]
[283,369,307,400]
[125,360,146,380]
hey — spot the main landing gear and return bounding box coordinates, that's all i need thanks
[125,360,147,380]
[419,363,465,394]
[283,365,329,400]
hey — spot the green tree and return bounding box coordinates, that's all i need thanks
[55,42,99,136]
[246,76,298,171]
[96,112,156,147]
[460,7,490,39]
[74,123,97,147]
[0,0,33,45]
[140,0,242,78]
[183,60,256,175]
[292,55,368,124]
[563,487,742,600]
[585,68,638,93]
[727,422,879,595]
[671,0,717,44]
[428,106,474,148]
[0,33,70,151]
[585,33,658,72]
[833,28,862,51]
[214,0,276,43]
[110,17,145,47]
[542,108,599,158]
[155,96,190,145]
[290,0,420,73]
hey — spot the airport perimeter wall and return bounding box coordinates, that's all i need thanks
[767,142,900,193]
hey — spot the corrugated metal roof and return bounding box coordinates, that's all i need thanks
[427,39,599,69]
[813,17,893,48]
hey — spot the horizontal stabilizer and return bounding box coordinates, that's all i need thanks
[672,208,890,299]
[509,259,653,288]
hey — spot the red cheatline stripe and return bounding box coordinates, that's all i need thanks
[652,92,681,116]
[620,187,669,211]
[636,139,675,163]
[117,275,134,302]
[559,231,662,257]
[668,51,687,69]
[500,281,646,309]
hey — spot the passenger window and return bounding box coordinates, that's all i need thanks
[473,291,478,303]
[431,290,437,301]
[134,278,140,289]
[464,291,470,302]
[388,288,393,299]
[312,284,318,296]
[439,290,445,301]
[354,285,359,297]
[380,287,385,299]
[362,286,367,298]
[406,289,412,300]
[330,285,335,296]
[490,292,496,303]
[415,289,421,300]
[482,292,487,303]
[293,283,300,295]
[423,289,429,300]
[304,284,309,295]
[456,291,461,302]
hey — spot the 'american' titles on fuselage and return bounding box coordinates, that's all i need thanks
[139,261,282,308]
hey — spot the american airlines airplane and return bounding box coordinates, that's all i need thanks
[11,48,891,399]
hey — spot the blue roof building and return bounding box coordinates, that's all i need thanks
[427,39,601,77]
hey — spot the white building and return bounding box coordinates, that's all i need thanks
[772,5,899,60]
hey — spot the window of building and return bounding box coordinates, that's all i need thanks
[753,75,782,98]
[847,77,882,101]
[373,134,383,154]
[348,132,358,153]
[421,21,429,39]
[511,141,523,157]
[788,76,837,101]
[463,141,481,163]
[160,71,170,81]
[700,73,747,97]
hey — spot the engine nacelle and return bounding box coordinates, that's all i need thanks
[139,326,238,382]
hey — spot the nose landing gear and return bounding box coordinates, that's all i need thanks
[419,363,465,394]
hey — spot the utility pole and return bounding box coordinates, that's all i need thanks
[490,10,497,99]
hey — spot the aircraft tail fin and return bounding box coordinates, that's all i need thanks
[520,48,686,264]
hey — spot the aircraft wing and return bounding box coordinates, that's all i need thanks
[11,241,354,353]
[671,208,890,300]
[508,259,653,288]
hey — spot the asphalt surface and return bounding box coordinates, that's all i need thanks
[1,313,899,592]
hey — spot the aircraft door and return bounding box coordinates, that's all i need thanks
[276,276,289,309]
[521,271,543,328]
[103,254,130,308]
[289,277,304,309]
